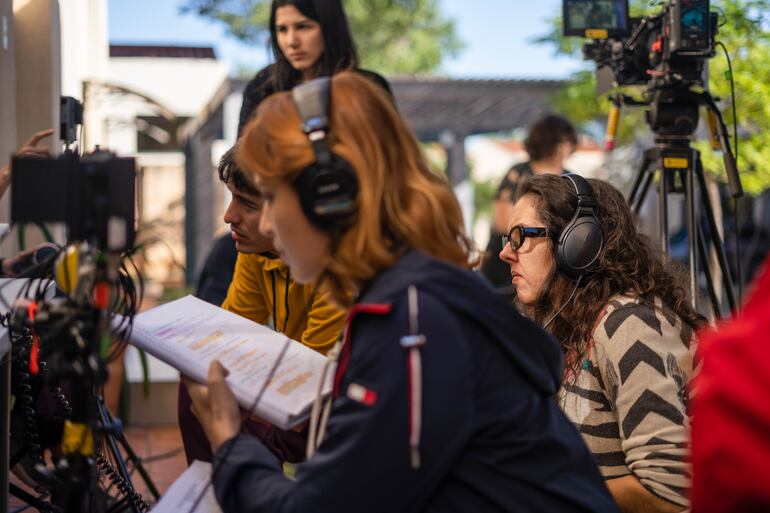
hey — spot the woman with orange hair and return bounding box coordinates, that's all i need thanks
[184,72,617,513]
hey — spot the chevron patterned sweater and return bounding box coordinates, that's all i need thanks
[559,295,696,509]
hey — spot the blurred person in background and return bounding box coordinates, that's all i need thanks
[197,0,391,307]
[480,114,577,296]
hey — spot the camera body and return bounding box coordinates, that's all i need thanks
[564,0,716,89]
[11,149,136,252]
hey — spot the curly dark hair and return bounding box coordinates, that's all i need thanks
[524,114,578,161]
[517,174,705,383]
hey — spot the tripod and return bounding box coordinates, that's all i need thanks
[628,135,737,318]
[94,396,159,513]
[8,396,159,513]
[6,316,160,513]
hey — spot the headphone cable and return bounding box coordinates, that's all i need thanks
[543,276,582,330]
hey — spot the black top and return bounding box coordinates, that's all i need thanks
[195,233,237,306]
[479,161,535,293]
[238,65,392,136]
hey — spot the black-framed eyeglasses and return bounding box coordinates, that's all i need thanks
[502,225,548,252]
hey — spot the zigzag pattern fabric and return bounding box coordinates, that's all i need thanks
[559,295,695,509]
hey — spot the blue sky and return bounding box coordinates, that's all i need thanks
[108,0,585,79]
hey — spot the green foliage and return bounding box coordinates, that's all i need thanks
[700,1,770,193]
[472,177,497,222]
[536,0,770,194]
[181,0,462,74]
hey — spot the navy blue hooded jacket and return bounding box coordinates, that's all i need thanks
[212,251,618,512]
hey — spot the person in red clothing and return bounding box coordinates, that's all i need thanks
[691,255,770,513]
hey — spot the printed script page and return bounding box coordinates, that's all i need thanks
[129,295,331,429]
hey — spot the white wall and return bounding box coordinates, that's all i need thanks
[59,0,107,98]
[108,57,228,117]
[13,0,60,155]
[59,0,108,151]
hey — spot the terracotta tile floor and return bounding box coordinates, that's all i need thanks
[7,425,188,512]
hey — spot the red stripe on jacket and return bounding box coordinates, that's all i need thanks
[333,303,392,398]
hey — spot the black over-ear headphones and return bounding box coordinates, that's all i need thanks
[556,173,603,280]
[291,77,358,230]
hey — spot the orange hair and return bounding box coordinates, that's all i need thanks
[236,71,473,305]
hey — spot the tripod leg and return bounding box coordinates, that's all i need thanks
[633,172,655,215]
[629,154,652,207]
[659,166,670,254]
[694,156,738,312]
[95,398,147,513]
[685,160,699,311]
[628,149,657,214]
[9,483,59,513]
[114,426,161,500]
[698,224,722,319]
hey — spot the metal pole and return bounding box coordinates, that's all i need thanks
[0,353,9,513]
[659,166,670,254]
[685,158,699,311]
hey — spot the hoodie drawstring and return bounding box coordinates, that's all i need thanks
[400,285,426,469]
[283,268,290,333]
[270,271,277,330]
[306,339,342,459]
[270,269,291,334]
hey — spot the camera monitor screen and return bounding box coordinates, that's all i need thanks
[680,0,710,43]
[563,0,630,38]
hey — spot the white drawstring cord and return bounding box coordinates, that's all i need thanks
[306,340,342,459]
[400,285,426,469]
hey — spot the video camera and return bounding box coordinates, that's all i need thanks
[562,0,744,320]
[563,0,723,140]
[564,0,717,90]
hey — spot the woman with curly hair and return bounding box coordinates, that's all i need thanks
[500,173,703,513]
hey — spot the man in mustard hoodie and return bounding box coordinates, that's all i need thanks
[178,148,346,464]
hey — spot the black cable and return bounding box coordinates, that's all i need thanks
[95,455,150,512]
[2,241,147,511]
[543,276,582,330]
[8,323,48,493]
[716,42,739,162]
[0,244,64,311]
[716,40,743,304]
